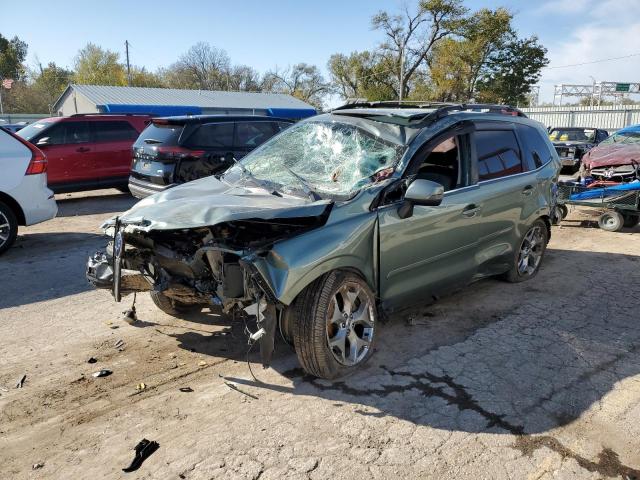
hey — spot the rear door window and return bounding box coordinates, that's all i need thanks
[93,121,139,142]
[44,121,91,145]
[185,123,234,148]
[234,122,277,149]
[515,124,553,169]
[474,129,524,181]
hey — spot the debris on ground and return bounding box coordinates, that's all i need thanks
[87,357,97,364]
[198,360,207,367]
[136,383,146,391]
[179,387,193,393]
[92,369,112,378]
[122,306,137,325]
[122,438,159,473]
[114,339,125,349]
[15,374,26,388]
[224,381,258,400]
[32,462,44,470]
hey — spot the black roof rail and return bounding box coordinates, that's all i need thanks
[69,112,159,117]
[332,101,527,122]
[332,100,456,111]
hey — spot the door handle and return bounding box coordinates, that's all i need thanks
[462,204,481,218]
[76,147,90,153]
[522,185,534,196]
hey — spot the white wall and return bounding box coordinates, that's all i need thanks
[521,105,640,130]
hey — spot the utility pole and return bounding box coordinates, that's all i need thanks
[125,40,132,86]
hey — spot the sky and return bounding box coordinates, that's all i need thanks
[1,0,639,106]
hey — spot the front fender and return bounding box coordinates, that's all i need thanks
[249,211,378,306]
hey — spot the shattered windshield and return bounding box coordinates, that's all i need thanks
[599,131,640,145]
[228,121,405,198]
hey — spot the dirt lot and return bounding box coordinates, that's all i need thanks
[1,189,640,479]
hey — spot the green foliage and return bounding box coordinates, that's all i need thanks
[73,43,126,86]
[0,33,27,80]
[327,51,396,101]
[476,36,548,105]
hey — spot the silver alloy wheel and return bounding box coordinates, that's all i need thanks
[326,282,375,366]
[602,215,618,229]
[0,211,10,247]
[517,225,545,276]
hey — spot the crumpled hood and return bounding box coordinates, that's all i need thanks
[108,176,332,232]
[583,143,640,168]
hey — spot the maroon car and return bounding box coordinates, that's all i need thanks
[581,124,640,182]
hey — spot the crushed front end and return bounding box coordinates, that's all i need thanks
[86,213,329,366]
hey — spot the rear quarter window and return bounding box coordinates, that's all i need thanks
[516,124,554,169]
[234,122,277,149]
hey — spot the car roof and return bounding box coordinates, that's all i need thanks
[153,114,294,125]
[616,124,640,134]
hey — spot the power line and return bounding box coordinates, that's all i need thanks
[544,52,640,69]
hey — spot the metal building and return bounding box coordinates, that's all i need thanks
[52,84,317,119]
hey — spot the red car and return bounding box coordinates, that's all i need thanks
[17,114,152,193]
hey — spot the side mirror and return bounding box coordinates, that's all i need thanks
[398,179,444,219]
[36,137,50,147]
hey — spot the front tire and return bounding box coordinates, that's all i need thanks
[502,219,549,283]
[0,201,18,256]
[150,291,202,316]
[293,271,377,380]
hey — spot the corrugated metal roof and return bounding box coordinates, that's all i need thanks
[57,84,315,110]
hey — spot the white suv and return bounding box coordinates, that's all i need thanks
[0,127,58,255]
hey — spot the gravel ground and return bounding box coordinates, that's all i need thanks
[1,189,639,479]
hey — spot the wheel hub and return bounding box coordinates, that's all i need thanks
[326,282,375,366]
[517,226,544,276]
[0,211,10,246]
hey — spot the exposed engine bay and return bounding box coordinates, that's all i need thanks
[87,214,329,366]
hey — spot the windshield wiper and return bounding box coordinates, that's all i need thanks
[230,157,280,196]
[283,166,321,201]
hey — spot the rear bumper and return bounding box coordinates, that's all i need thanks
[128,176,175,199]
[8,173,58,225]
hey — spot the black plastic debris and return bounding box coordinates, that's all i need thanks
[122,438,159,473]
[15,374,26,388]
[87,357,98,364]
[179,387,193,393]
[32,462,44,470]
[92,369,112,378]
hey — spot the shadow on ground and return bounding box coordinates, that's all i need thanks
[0,232,105,309]
[156,248,640,478]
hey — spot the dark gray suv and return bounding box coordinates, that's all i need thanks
[128,115,293,198]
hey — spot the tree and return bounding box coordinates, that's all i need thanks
[130,66,164,88]
[0,34,28,80]
[476,36,548,105]
[227,65,262,92]
[33,62,73,112]
[429,8,512,101]
[163,42,231,90]
[327,51,397,101]
[263,63,330,109]
[74,43,126,85]
[371,0,468,100]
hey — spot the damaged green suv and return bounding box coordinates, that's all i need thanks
[87,103,560,379]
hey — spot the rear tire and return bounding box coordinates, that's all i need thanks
[598,211,624,232]
[150,291,202,316]
[0,201,18,256]
[551,204,568,225]
[293,271,377,380]
[502,219,549,283]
